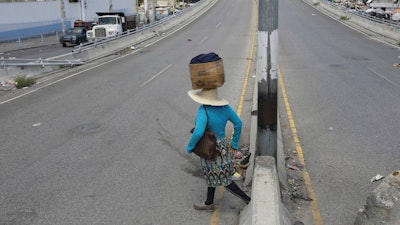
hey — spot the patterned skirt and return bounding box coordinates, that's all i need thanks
[200,137,235,187]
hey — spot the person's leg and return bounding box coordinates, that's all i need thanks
[225,182,251,204]
[194,187,216,211]
[205,187,216,205]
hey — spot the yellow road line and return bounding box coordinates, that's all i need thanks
[237,20,256,118]
[210,187,224,224]
[209,0,257,224]
[278,65,324,225]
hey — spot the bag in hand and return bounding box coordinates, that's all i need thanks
[191,106,218,160]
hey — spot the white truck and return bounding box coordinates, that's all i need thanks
[87,12,136,41]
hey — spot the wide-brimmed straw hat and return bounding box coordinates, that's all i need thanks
[187,88,229,106]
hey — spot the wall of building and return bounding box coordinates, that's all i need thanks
[0,0,137,41]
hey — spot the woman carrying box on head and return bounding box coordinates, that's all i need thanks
[186,53,251,211]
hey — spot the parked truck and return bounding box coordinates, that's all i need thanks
[86,12,136,41]
[73,19,94,30]
[60,20,92,47]
[60,26,87,47]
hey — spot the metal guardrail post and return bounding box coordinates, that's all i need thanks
[18,36,21,49]
[1,57,5,69]
[39,58,44,67]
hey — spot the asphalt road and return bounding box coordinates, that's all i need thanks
[0,0,255,224]
[2,0,399,224]
[278,0,400,224]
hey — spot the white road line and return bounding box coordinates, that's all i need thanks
[1,0,213,105]
[0,50,140,105]
[139,64,172,87]
[200,36,208,43]
[368,67,400,89]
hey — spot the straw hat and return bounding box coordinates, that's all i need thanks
[187,88,229,106]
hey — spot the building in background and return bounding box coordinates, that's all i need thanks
[0,0,137,41]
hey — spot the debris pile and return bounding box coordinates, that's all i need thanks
[355,170,400,225]
[0,80,17,91]
[232,144,251,181]
[329,0,400,22]
[282,146,313,224]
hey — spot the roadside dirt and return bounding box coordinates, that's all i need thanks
[278,90,316,225]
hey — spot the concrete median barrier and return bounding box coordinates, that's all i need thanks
[239,71,290,225]
[240,156,290,225]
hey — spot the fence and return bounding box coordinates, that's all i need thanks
[325,0,400,29]
[0,31,61,53]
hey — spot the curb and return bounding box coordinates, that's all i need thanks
[239,61,291,225]
[240,1,400,224]
[239,0,289,220]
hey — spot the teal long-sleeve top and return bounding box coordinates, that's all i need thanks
[186,105,242,153]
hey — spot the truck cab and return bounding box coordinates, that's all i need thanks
[60,26,87,47]
[87,12,131,42]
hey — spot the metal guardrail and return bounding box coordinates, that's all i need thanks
[325,1,400,29]
[352,11,400,29]
[71,23,158,52]
[0,2,202,69]
[0,2,199,52]
[72,5,197,52]
[0,57,84,67]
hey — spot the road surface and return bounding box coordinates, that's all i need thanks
[278,0,400,224]
[0,0,255,224]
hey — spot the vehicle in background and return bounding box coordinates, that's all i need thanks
[86,12,136,42]
[73,19,94,30]
[60,26,87,47]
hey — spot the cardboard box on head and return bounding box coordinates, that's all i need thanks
[189,53,225,90]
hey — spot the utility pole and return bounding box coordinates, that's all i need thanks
[144,0,148,23]
[60,0,66,34]
[257,0,278,157]
[80,0,86,21]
